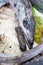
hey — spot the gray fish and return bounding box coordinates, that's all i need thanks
[0,0,43,13]
[0,0,34,49]
[15,0,34,49]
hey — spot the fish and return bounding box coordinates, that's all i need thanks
[0,0,34,49]
[30,0,43,13]
[15,0,34,49]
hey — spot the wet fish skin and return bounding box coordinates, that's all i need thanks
[0,0,43,13]
[15,27,27,51]
[23,16,34,49]
[0,0,34,49]
[30,0,43,13]
[16,0,34,49]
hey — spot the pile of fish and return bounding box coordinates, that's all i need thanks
[0,0,43,51]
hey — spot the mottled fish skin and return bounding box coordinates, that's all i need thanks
[15,0,34,49]
[0,0,34,49]
[30,0,43,13]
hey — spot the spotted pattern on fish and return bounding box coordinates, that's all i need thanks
[0,0,34,48]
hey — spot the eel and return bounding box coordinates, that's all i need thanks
[0,0,34,50]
